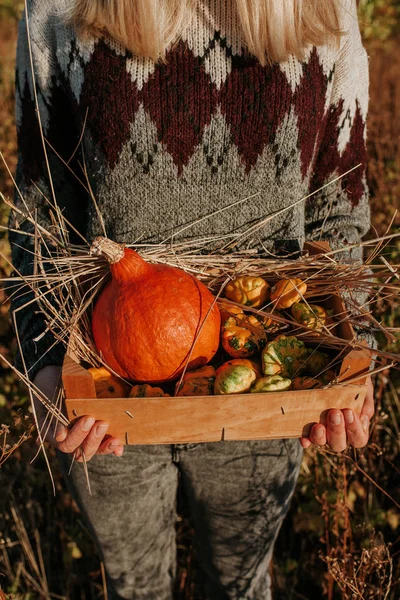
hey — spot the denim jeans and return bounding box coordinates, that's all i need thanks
[59,439,302,599]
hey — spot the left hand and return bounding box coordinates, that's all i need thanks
[300,377,374,452]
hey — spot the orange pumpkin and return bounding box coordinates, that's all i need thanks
[90,237,221,383]
[225,276,270,308]
[270,278,307,309]
[88,367,129,398]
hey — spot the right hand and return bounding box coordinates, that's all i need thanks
[33,365,124,461]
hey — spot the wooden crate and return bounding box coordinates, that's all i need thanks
[63,242,371,444]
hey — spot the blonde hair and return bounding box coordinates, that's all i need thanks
[70,0,343,65]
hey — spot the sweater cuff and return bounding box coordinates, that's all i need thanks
[14,322,66,382]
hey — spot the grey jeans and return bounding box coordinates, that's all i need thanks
[60,439,303,600]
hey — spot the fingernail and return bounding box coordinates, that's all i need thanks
[55,425,67,441]
[315,425,324,438]
[330,412,341,425]
[109,439,121,448]
[344,410,354,424]
[362,415,369,432]
[82,417,95,432]
[95,423,109,438]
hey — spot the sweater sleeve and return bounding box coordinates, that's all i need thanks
[305,1,370,256]
[304,2,375,348]
[9,4,89,380]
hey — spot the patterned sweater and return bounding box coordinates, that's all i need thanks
[10,0,371,378]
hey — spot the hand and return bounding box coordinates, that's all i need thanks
[32,365,124,461]
[300,377,374,452]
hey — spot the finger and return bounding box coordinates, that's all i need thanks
[300,423,327,448]
[361,377,375,420]
[326,410,347,453]
[55,423,68,444]
[300,437,312,449]
[97,436,124,456]
[343,410,369,449]
[309,423,327,447]
[76,421,110,462]
[57,416,96,454]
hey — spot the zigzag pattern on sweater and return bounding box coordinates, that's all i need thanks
[19,34,366,205]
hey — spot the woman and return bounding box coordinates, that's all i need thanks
[11,1,374,598]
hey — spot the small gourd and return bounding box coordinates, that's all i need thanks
[218,301,245,323]
[222,358,262,379]
[88,367,130,398]
[261,335,308,378]
[221,316,266,358]
[259,311,286,334]
[270,278,307,309]
[250,376,292,393]
[175,365,216,396]
[129,384,170,398]
[214,364,257,395]
[291,303,327,332]
[225,276,270,308]
[292,376,323,390]
[304,349,330,376]
[316,369,337,386]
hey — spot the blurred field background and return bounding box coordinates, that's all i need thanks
[0,1,399,598]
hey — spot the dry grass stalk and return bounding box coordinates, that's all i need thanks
[325,532,393,600]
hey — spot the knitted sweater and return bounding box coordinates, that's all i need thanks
[10,0,371,378]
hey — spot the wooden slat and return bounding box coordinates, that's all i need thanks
[338,346,371,385]
[65,385,366,445]
[62,356,96,400]
[304,240,331,256]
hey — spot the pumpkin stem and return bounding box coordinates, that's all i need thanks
[90,237,125,264]
[90,236,150,283]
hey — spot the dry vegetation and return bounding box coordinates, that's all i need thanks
[0,1,399,598]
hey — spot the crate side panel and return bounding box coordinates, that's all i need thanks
[65,386,366,444]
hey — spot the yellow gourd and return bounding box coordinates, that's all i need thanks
[225,276,270,308]
[222,358,262,378]
[250,376,292,393]
[88,367,130,398]
[261,335,308,378]
[214,364,257,395]
[270,278,307,309]
[291,303,327,332]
